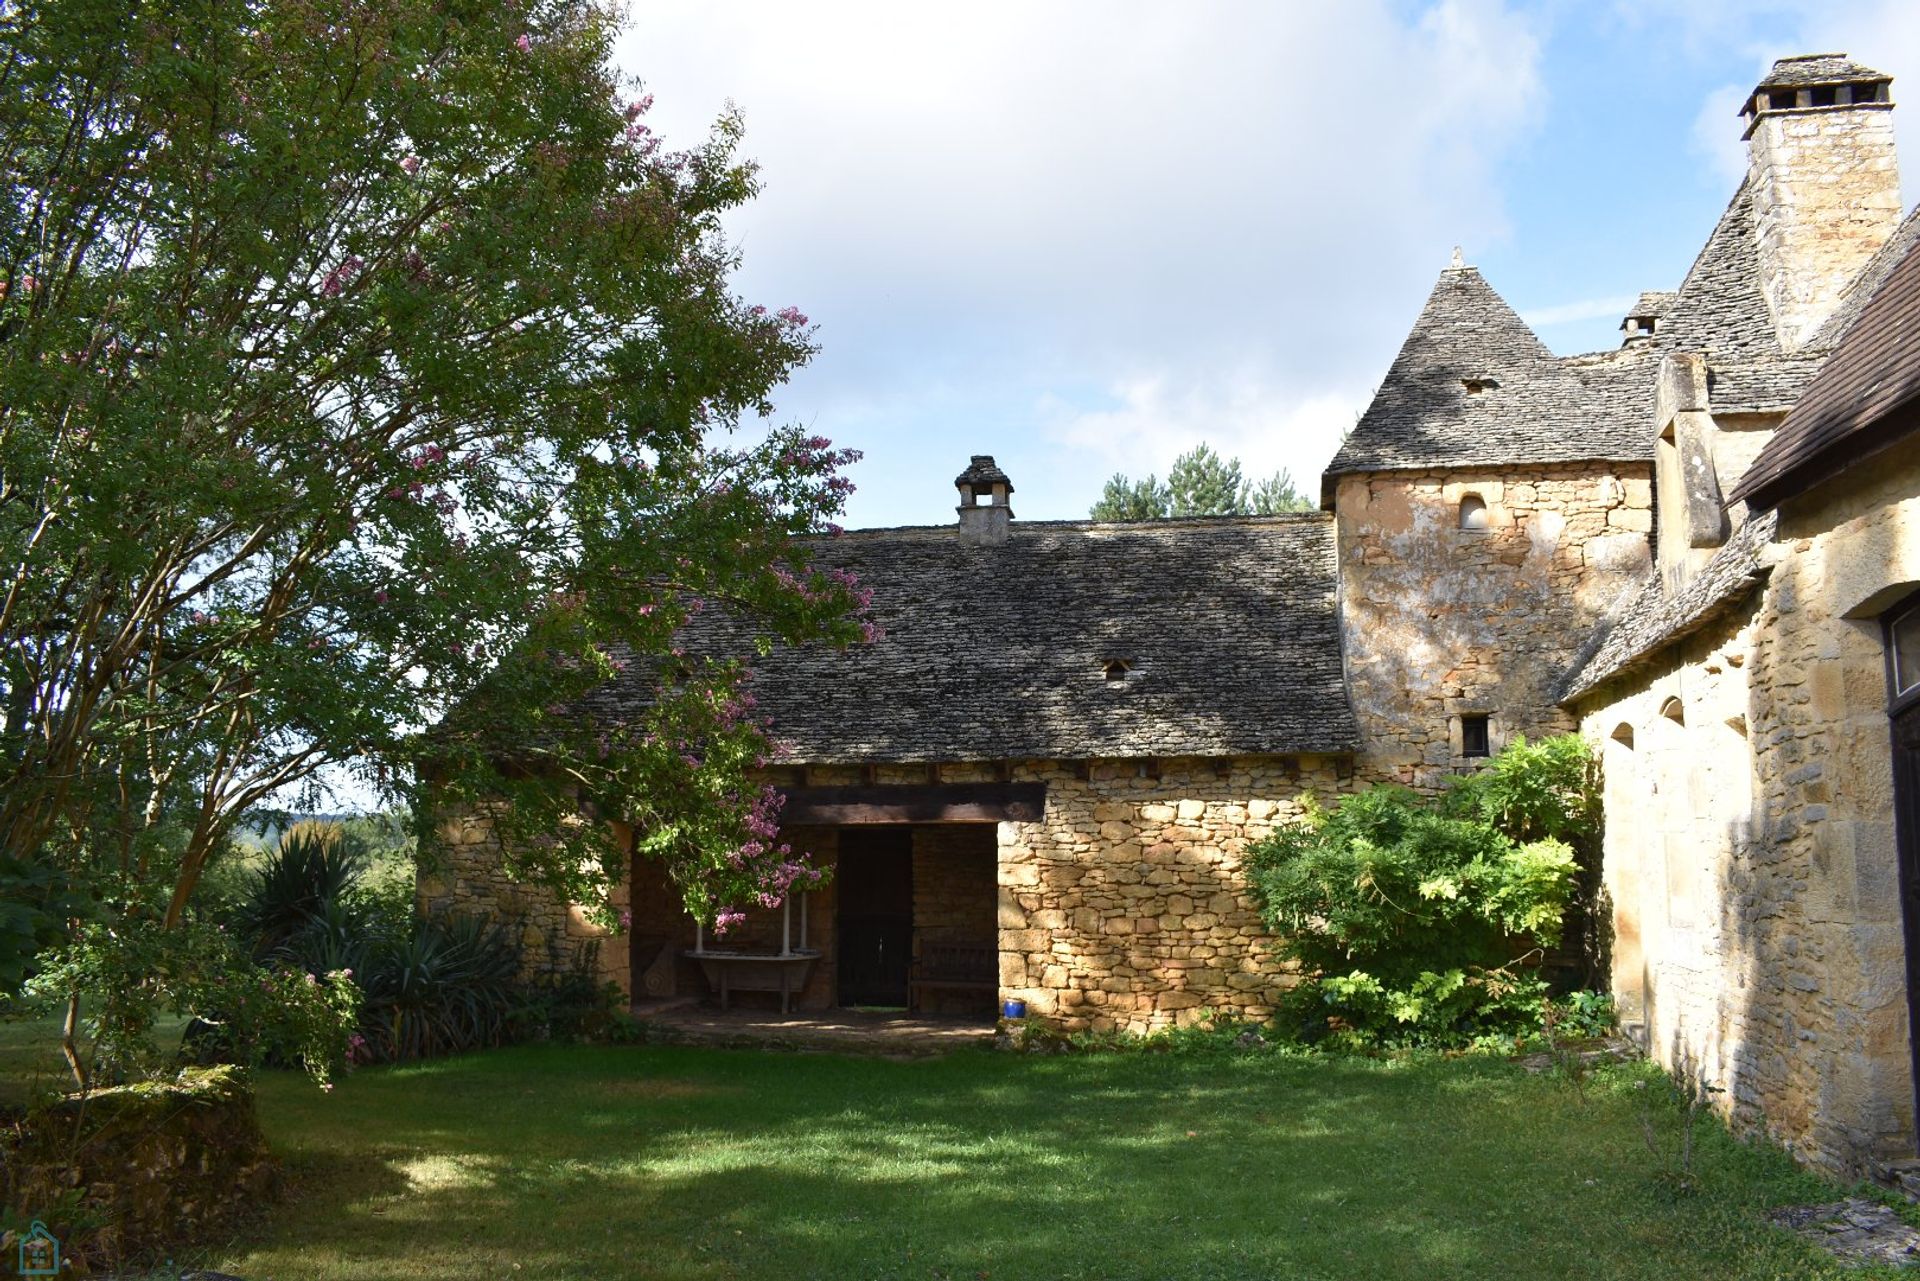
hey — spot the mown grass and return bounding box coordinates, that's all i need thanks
[152,1041,1911,1281]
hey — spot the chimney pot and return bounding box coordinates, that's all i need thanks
[954,455,1014,544]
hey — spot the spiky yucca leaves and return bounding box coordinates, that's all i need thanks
[238,822,364,959]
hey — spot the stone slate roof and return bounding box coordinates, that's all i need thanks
[1626,291,1676,322]
[1753,54,1888,91]
[1559,510,1779,703]
[1321,267,1650,502]
[1325,183,1802,502]
[1708,358,1827,414]
[580,516,1359,763]
[955,455,1013,493]
[1732,219,1920,509]
[1654,180,1784,361]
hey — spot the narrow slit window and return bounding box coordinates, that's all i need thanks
[1459,494,1489,532]
[1461,714,1491,758]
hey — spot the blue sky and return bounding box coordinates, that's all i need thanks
[615,2,1920,529]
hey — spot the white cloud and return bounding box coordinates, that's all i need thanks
[615,1,1548,524]
[1039,374,1360,494]
[1521,294,1639,328]
[1672,2,1920,208]
[1690,82,1752,190]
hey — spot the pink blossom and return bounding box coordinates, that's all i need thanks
[399,154,421,176]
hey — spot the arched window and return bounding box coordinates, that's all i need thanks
[1610,723,1635,749]
[1459,494,1489,532]
[1660,695,1685,725]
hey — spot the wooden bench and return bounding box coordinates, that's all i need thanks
[909,943,996,1012]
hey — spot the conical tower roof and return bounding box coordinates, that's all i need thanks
[1323,263,1626,498]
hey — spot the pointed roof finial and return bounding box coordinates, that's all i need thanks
[1449,245,1465,270]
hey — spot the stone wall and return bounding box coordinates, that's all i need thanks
[989,756,1347,1032]
[1747,95,1901,350]
[1335,462,1653,789]
[4,1066,275,1269]
[1576,431,1920,1174]
[428,754,1346,1031]
[418,805,632,994]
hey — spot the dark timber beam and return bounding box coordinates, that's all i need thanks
[779,782,1046,825]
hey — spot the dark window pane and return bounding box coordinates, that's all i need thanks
[1894,607,1920,696]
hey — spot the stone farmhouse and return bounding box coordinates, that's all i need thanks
[426,54,1920,1176]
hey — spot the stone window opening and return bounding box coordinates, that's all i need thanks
[1810,85,1838,107]
[1102,658,1133,683]
[1660,695,1686,725]
[1610,723,1635,749]
[1461,378,1497,395]
[1460,713,1491,758]
[1459,494,1490,532]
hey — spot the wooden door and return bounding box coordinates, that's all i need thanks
[836,827,913,1006]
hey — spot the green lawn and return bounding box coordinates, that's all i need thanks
[155,1041,1902,1281]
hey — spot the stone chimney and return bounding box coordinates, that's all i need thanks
[954,455,1013,545]
[1742,54,1901,351]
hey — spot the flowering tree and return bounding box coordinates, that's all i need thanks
[0,0,866,1043]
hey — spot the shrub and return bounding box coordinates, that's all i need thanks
[1248,735,1595,1046]
[234,822,363,959]
[355,913,526,1062]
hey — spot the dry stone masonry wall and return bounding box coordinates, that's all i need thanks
[1577,433,1920,1175]
[1336,463,1653,788]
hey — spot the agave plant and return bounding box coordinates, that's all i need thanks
[356,913,524,1062]
[237,821,363,958]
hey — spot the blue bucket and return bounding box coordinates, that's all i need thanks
[1001,998,1028,1020]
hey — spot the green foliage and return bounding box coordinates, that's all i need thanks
[1089,472,1171,521]
[1553,989,1618,1040]
[235,822,364,958]
[1248,735,1596,1045]
[214,818,611,1064]
[0,0,870,1020]
[22,913,359,1087]
[352,914,526,1062]
[1167,444,1245,517]
[1439,732,1601,847]
[0,855,93,993]
[1090,442,1312,520]
[1244,468,1310,514]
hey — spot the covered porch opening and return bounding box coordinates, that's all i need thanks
[627,782,1040,1024]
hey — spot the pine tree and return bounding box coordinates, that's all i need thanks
[1167,444,1245,517]
[1089,473,1171,521]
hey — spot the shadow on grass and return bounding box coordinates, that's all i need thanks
[214,1044,1876,1281]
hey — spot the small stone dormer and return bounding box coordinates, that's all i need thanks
[955,455,1014,545]
[1620,291,1675,346]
